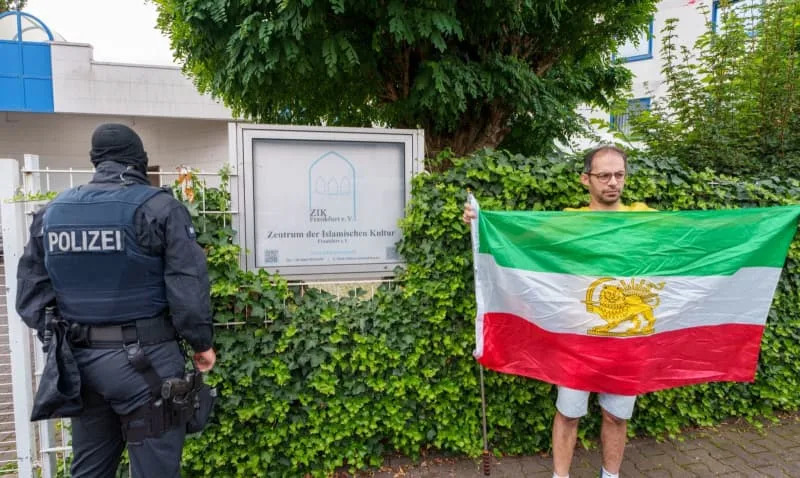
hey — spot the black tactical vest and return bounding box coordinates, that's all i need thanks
[43,185,168,324]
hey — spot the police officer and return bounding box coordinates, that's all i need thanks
[16,123,216,477]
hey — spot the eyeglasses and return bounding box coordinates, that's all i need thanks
[586,171,626,183]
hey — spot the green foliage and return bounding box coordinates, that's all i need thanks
[0,1,26,12]
[180,151,799,476]
[170,166,237,255]
[629,0,800,177]
[8,190,57,202]
[152,0,657,158]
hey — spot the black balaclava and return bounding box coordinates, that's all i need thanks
[89,123,149,174]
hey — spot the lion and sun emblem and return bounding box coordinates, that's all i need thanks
[583,278,665,336]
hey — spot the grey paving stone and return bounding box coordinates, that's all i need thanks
[664,445,713,466]
[750,464,791,478]
[367,414,800,478]
[515,457,548,473]
[717,455,769,475]
[617,460,639,477]
[752,436,797,453]
[524,472,553,478]
[643,470,671,478]
[779,460,800,476]
[696,438,736,459]
[672,438,704,453]
[684,462,713,476]
[638,442,671,458]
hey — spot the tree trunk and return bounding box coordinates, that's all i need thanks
[421,101,512,171]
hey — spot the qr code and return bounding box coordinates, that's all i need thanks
[264,249,279,264]
[385,246,398,260]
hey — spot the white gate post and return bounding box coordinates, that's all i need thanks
[22,154,62,477]
[21,154,61,477]
[0,159,35,478]
[22,155,41,195]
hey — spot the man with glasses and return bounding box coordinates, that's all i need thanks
[462,145,653,478]
[567,145,651,213]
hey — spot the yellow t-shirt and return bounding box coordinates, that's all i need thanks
[563,202,655,212]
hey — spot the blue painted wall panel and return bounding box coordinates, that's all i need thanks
[0,40,53,112]
[22,43,51,76]
[0,77,24,109]
[0,42,20,75]
[0,12,54,112]
[24,78,54,112]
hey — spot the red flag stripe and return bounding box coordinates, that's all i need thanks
[477,312,764,395]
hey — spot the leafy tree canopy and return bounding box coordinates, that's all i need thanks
[154,0,657,161]
[0,1,26,13]
[629,0,800,177]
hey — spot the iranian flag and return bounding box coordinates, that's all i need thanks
[470,203,800,395]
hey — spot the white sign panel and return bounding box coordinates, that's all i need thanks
[232,124,424,280]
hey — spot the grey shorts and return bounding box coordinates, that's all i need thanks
[556,386,637,420]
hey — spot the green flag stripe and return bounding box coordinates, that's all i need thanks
[477,206,800,277]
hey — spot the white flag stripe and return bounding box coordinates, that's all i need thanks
[475,253,780,346]
[469,193,487,357]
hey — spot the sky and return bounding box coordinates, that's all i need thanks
[22,0,177,66]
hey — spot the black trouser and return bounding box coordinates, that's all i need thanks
[70,341,185,478]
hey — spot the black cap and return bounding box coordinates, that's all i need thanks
[89,123,148,173]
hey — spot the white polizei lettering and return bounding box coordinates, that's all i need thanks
[47,229,124,252]
[58,232,70,251]
[87,230,101,251]
[101,230,115,250]
[47,232,59,252]
[69,231,83,251]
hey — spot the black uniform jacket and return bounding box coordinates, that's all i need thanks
[16,161,214,352]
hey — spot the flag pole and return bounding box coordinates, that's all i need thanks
[468,189,491,476]
[479,363,491,475]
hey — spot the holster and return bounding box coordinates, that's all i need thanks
[160,368,217,434]
[120,379,216,442]
[120,399,169,444]
[119,341,175,442]
[185,373,217,434]
[120,349,216,442]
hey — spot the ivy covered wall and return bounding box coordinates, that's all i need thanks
[180,150,800,477]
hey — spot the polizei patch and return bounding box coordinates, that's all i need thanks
[46,229,124,253]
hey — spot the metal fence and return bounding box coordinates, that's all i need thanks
[0,155,397,477]
[0,228,19,477]
[1,159,37,478]
[0,157,241,477]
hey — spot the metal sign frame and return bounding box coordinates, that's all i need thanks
[230,123,424,281]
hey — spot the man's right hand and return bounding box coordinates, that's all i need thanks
[462,203,477,224]
[194,348,216,372]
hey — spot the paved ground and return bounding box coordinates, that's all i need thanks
[368,412,800,477]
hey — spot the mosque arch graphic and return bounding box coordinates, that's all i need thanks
[308,151,357,220]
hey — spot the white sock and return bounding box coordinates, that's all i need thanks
[553,474,569,478]
[600,467,619,478]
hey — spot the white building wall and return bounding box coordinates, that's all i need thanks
[577,0,714,146]
[628,0,710,100]
[50,42,232,120]
[0,112,229,192]
[144,119,231,173]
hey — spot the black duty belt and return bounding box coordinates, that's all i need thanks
[70,315,177,348]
